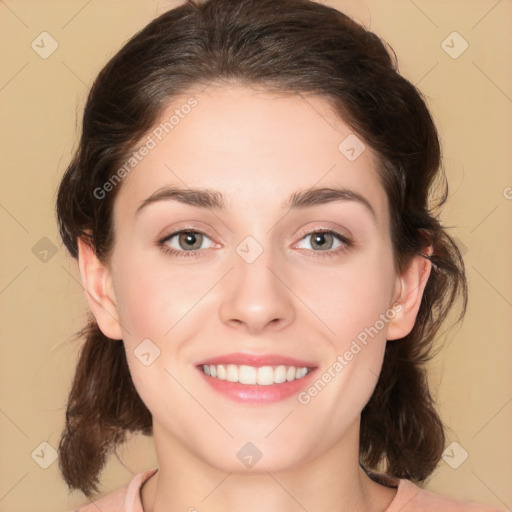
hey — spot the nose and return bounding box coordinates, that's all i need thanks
[218,244,296,335]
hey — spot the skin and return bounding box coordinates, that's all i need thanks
[78,84,432,512]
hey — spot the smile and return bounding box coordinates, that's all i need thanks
[197,353,317,403]
[201,364,311,385]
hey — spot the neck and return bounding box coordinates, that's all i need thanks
[141,420,397,512]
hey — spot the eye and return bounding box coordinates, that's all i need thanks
[158,228,351,259]
[158,230,214,258]
[295,229,351,256]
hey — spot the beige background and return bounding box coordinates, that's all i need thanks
[0,0,511,511]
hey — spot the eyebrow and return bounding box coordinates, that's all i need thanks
[135,185,376,218]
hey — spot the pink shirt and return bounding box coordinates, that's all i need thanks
[73,468,505,512]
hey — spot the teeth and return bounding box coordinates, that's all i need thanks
[226,364,238,382]
[274,365,287,383]
[257,366,274,385]
[296,367,308,379]
[202,364,310,385]
[239,365,257,385]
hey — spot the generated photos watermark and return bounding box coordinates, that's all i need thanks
[297,303,403,405]
[94,96,198,200]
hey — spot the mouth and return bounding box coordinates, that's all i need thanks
[196,353,317,403]
[201,363,312,385]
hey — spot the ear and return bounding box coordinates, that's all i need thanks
[77,237,123,340]
[386,247,433,341]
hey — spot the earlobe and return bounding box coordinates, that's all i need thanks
[386,247,433,341]
[77,237,123,340]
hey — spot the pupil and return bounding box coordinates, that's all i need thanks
[181,232,200,249]
[313,233,331,249]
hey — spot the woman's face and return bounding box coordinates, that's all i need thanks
[82,84,427,473]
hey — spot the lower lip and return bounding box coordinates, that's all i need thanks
[198,367,317,403]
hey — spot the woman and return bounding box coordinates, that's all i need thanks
[55,0,504,510]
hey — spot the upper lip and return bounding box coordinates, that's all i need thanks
[197,353,317,368]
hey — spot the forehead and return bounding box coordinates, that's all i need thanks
[114,84,388,227]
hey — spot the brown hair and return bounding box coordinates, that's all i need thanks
[56,0,467,498]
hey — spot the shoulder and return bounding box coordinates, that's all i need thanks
[72,468,158,512]
[388,478,506,512]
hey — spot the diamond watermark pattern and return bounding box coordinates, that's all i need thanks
[237,442,263,468]
[338,134,365,161]
[442,441,469,469]
[236,236,263,264]
[31,441,58,469]
[32,237,58,263]
[441,31,468,59]
[134,338,161,366]
[31,32,59,59]
[452,237,468,257]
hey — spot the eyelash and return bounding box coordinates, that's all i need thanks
[157,228,352,259]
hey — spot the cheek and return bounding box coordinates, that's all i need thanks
[297,246,396,403]
[113,276,162,343]
[297,268,395,440]
[303,249,397,344]
[111,253,210,344]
